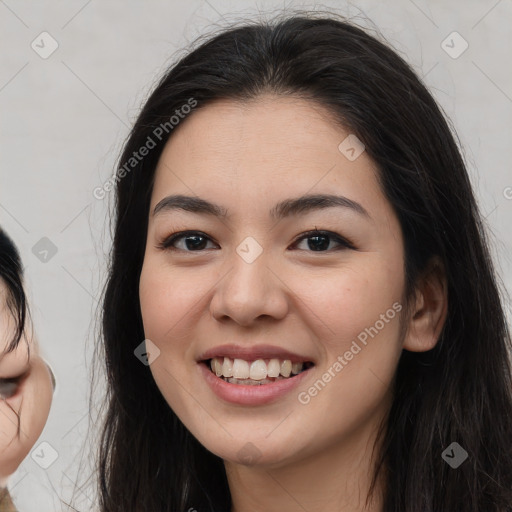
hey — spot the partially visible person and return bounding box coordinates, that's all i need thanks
[0,228,55,512]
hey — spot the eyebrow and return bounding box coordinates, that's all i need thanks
[152,193,371,221]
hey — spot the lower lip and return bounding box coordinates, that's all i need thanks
[198,362,313,406]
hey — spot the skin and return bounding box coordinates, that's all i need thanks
[0,279,54,491]
[139,95,447,512]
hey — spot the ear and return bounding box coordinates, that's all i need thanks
[403,255,448,352]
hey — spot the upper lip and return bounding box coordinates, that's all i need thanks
[198,344,315,364]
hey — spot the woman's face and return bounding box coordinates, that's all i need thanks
[139,95,408,468]
[0,280,53,484]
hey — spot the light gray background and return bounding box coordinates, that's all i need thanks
[1,1,511,510]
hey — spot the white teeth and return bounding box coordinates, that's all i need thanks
[280,359,292,378]
[267,358,281,378]
[225,376,287,385]
[209,356,309,380]
[249,360,267,380]
[232,359,250,379]
[211,358,223,377]
[222,357,233,378]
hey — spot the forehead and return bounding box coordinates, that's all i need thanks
[150,95,389,224]
[155,95,351,175]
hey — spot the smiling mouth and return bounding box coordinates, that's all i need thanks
[201,357,315,385]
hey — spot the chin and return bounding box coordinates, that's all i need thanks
[196,431,296,468]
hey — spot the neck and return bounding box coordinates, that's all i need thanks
[225,415,388,512]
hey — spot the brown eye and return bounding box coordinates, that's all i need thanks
[157,231,218,252]
[292,229,356,252]
[0,377,20,400]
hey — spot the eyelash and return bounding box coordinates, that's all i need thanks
[157,228,356,253]
[0,374,25,400]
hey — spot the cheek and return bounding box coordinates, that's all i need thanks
[0,402,21,477]
[296,254,404,348]
[139,280,173,341]
[138,258,218,378]
[139,260,203,422]
[292,261,404,445]
[22,358,53,426]
[139,260,199,343]
[0,359,53,479]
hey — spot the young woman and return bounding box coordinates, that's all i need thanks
[96,12,512,512]
[0,229,55,512]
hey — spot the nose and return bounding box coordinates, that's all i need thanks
[209,249,289,327]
